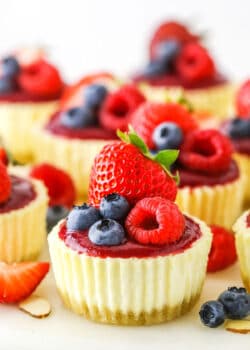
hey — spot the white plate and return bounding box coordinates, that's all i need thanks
[0,247,247,350]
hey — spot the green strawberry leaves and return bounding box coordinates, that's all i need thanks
[117,126,180,184]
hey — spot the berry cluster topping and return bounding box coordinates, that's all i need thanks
[0,52,63,98]
[59,73,145,133]
[179,129,233,175]
[65,192,185,247]
[30,163,76,208]
[0,161,11,205]
[125,197,184,245]
[199,287,250,328]
[236,80,250,117]
[131,101,198,150]
[138,20,216,84]
[207,225,237,272]
[88,127,179,207]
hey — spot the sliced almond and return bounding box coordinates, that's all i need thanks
[225,320,250,334]
[18,295,51,318]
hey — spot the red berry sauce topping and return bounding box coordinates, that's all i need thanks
[0,175,36,214]
[59,215,201,258]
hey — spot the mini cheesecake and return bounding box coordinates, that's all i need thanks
[176,159,243,229]
[0,170,48,263]
[49,214,211,325]
[133,21,235,120]
[233,210,250,291]
[0,51,64,163]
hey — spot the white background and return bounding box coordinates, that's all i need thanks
[1,0,249,83]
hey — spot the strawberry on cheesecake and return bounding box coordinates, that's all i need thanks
[48,129,212,325]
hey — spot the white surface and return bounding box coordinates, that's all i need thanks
[0,245,248,350]
[0,0,250,82]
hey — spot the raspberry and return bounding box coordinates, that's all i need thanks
[99,85,145,132]
[150,21,199,60]
[30,163,76,208]
[0,147,8,166]
[236,80,250,117]
[18,59,63,99]
[176,43,215,83]
[207,225,237,272]
[125,197,184,245]
[0,162,11,204]
[179,129,233,174]
[131,102,198,149]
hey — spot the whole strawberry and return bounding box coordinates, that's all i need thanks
[88,128,178,206]
[236,80,250,117]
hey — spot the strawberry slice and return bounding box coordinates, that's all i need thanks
[0,261,49,303]
[60,72,116,109]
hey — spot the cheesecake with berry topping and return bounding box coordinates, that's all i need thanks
[233,210,250,291]
[0,162,48,263]
[133,20,235,119]
[131,101,244,228]
[32,73,145,199]
[222,81,250,203]
[48,130,212,325]
[0,49,64,163]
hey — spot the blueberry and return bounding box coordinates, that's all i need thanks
[100,193,130,221]
[142,60,167,78]
[199,301,226,328]
[84,84,108,109]
[60,106,96,129]
[0,77,16,94]
[2,56,20,78]
[46,205,69,232]
[88,218,125,246]
[66,204,101,231]
[155,39,181,64]
[218,286,250,319]
[152,122,183,150]
[228,118,250,139]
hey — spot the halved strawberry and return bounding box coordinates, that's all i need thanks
[60,72,116,109]
[0,147,8,166]
[0,261,49,303]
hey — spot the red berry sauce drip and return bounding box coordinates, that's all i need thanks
[58,215,201,258]
[0,175,36,213]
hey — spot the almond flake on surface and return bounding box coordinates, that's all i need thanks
[18,295,51,318]
[225,320,250,334]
